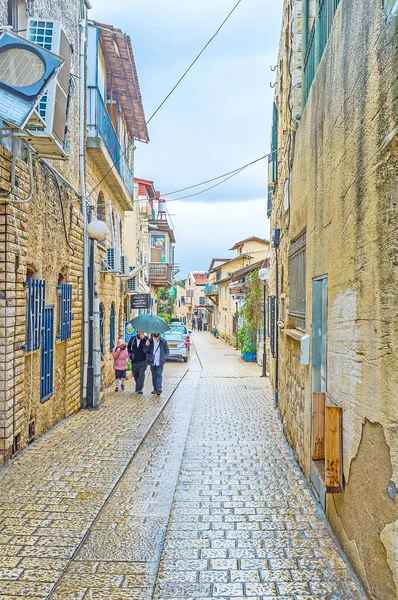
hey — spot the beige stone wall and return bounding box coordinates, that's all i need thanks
[86,159,129,391]
[0,0,83,466]
[269,0,398,597]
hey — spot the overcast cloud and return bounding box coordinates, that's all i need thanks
[91,0,283,275]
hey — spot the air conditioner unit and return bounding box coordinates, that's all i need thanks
[25,19,72,159]
[120,255,129,276]
[126,277,136,292]
[107,247,121,272]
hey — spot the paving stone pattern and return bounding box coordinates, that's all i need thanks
[153,335,365,600]
[0,362,188,599]
[0,334,365,599]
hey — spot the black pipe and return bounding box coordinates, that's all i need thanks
[275,247,279,406]
[261,282,267,377]
[86,237,94,409]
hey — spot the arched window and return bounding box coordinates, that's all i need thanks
[97,192,106,222]
[99,303,104,357]
[109,303,115,351]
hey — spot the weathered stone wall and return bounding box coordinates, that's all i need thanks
[270,0,398,597]
[86,159,128,391]
[0,0,83,466]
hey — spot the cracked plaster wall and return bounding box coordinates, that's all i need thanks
[269,0,398,597]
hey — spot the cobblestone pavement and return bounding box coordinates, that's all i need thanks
[0,360,189,599]
[0,334,365,599]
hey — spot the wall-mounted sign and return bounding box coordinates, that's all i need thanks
[130,294,151,309]
[124,322,135,344]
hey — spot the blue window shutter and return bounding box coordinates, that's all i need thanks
[40,305,54,402]
[58,284,73,341]
[99,304,104,357]
[110,303,115,351]
[25,279,46,351]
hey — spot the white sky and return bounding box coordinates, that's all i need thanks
[91,0,284,276]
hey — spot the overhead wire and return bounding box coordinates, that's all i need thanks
[162,152,275,197]
[87,0,244,201]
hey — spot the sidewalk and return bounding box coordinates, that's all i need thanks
[0,361,188,599]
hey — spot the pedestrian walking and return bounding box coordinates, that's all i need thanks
[192,318,196,331]
[147,333,169,395]
[112,339,129,392]
[127,330,150,394]
[198,318,203,331]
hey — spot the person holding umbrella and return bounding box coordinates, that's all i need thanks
[128,314,171,395]
[127,330,150,394]
[148,332,169,395]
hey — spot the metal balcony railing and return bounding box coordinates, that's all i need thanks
[302,0,341,107]
[148,263,173,286]
[87,87,133,195]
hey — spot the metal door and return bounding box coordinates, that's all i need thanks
[311,276,328,507]
[40,305,54,402]
[312,277,328,392]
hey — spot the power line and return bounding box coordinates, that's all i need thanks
[162,152,275,197]
[147,0,243,124]
[87,0,244,201]
[166,168,247,202]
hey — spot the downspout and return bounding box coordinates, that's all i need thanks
[79,12,89,406]
[302,0,308,106]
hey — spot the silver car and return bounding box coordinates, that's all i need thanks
[163,332,189,362]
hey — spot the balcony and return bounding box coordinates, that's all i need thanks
[87,87,134,209]
[148,263,173,287]
[205,283,219,295]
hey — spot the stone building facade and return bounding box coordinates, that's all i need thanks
[0,0,84,466]
[85,21,148,390]
[268,1,398,597]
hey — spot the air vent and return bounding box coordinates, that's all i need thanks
[120,255,129,276]
[107,247,121,272]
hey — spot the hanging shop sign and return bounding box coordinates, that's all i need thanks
[130,293,151,310]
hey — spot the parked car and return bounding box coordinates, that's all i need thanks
[163,332,189,362]
[169,323,191,347]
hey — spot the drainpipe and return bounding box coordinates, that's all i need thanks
[79,14,89,407]
[314,0,322,67]
[275,247,279,407]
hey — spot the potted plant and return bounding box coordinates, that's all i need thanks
[238,324,257,361]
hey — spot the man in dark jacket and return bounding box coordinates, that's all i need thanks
[127,330,150,393]
[148,333,169,395]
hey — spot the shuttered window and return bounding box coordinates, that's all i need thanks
[25,279,46,352]
[57,283,72,341]
[99,304,104,357]
[110,303,115,351]
[289,233,306,330]
[40,305,54,402]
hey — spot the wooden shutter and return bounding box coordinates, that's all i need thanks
[325,404,343,493]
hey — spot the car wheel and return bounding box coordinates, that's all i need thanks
[183,357,188,362]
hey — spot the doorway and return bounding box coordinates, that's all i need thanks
[310,276,328,508]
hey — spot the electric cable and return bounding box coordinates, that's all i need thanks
[87,0,244,200]
[43,161,75,256]
[162,152,275,197]
[166,167,247,202]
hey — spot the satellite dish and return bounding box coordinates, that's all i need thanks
[259,268,270,281]
[0,30,63,129]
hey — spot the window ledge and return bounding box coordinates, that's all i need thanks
[282,327,306,341]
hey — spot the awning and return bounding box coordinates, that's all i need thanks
[91,21,149,143]
[231,260,265,282]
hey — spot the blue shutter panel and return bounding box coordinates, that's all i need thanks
[58,284,73,341]
[25,279,46,351]
[40,305,54,401]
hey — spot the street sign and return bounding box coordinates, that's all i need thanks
[130,294,151,309]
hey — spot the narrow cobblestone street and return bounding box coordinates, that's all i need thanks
[0,334,365,599]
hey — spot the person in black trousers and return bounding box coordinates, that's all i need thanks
[127,330,150,394]
[148,333,169,395]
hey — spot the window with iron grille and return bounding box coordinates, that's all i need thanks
[57,283,72,341]
[99,304,104,357]
[110,303,115,351]
[289,232,306,330]
[25,278,46,352]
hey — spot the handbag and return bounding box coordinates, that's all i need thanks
[147,343,160,365]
